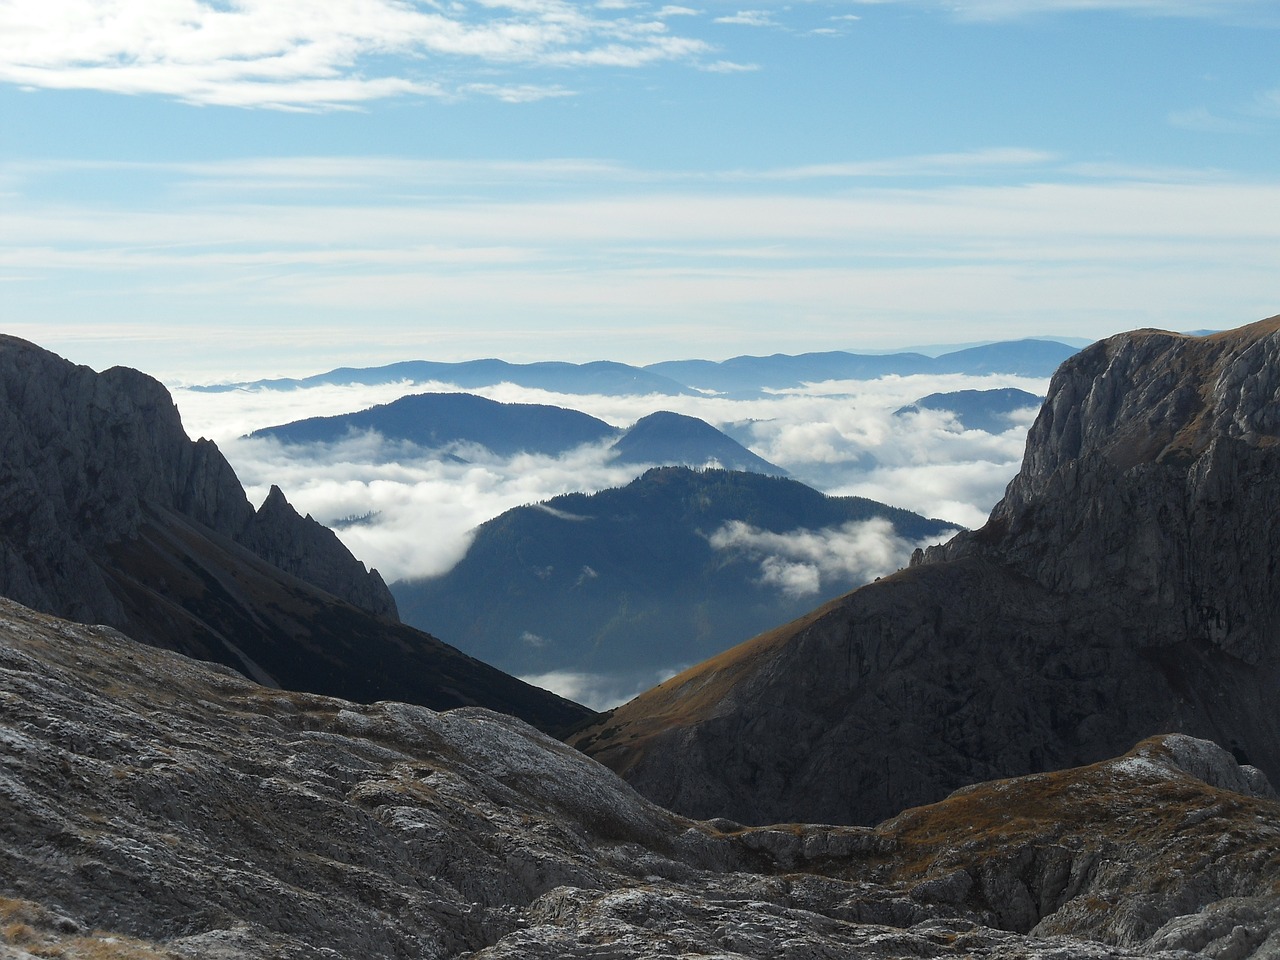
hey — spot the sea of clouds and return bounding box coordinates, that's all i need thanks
[173,371,1043,586]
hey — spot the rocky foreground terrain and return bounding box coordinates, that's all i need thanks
[574,319,1280,826]
[2,596,1280,959]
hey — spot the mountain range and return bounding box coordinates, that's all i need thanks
[193,337,1079,398]
[0,336,589,733]
[392,466,952,698]
[572,318,1280,826]
[252,394,786,474]
[647,339,1077,395]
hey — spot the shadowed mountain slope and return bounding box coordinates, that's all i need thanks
[0,336,590,733]
[393,467,951,697]
[3,597,1279,958]
[572,317,1280,824]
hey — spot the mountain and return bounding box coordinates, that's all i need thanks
[571,318,1280,825]
[249,391,620,456]
[192,339,1078,400]
[4,596,1278,958]
[392,467,952,698]
[252,395,787,476]
[646,339,1079,395]
[0,336,590,733]
[193,357,696,396]
[609,410,786,475]
[895,387,1043,433]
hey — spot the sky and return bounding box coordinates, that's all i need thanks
[4,0,1280,382]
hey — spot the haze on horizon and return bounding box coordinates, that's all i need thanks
[2,0,1279,382]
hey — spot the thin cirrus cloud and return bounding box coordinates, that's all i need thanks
[851,0,1278,21]
[0,0,715,109]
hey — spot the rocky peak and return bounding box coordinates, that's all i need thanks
[243,485,398,620]
[0,335,394,622]
[575,317,1280,826]
[924,317,1280,665]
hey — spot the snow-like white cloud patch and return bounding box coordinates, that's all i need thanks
[520,665,686,710]
[709,517,958,598]
[173,369,1045,583]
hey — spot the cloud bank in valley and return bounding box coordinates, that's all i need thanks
[174,370,1044,585]
[709,516,960,599]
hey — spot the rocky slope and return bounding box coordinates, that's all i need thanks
[3,596,1279,959]
[0,336,589,733]
[572,318,1280,825]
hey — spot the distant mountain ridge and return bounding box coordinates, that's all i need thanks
[646,339,1078,396]
[0,336,591,733]
[191,337,1079,398]
[250,392,618,456]
[393,466,952,698]
[194,358,696,396]
[251,394,787,474]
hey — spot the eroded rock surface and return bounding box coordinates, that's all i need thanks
[2,599,1279,958]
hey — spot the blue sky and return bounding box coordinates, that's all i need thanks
[3,0,1280,381]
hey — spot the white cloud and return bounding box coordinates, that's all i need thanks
[0,0,714,108]
[713,9,777,26]
[520,665,685,710]
[709,517,956,598]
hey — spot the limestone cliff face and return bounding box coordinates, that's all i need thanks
[0,335,393,621]
[0,336,583,731]
[573,318,1280,826]
[243,485,398,620]
[924,325,1280,665]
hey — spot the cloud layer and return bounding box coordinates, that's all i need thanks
[0,0,712,108]
[174,370,1044,582]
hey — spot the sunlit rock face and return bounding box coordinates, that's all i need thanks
[0,335,590,733]
[573,318,1280,826]
[3,596,1279,959]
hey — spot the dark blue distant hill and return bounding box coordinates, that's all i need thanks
[249,393,620,457]
[250,394,786,474]
[895,388,1043,433]
[610,411,786,476]
[194,359,695,397]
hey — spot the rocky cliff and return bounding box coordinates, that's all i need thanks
[3,597,1279,959]
[0,336,587,732]
[572,317,1280,825]
[0,335,394,621]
